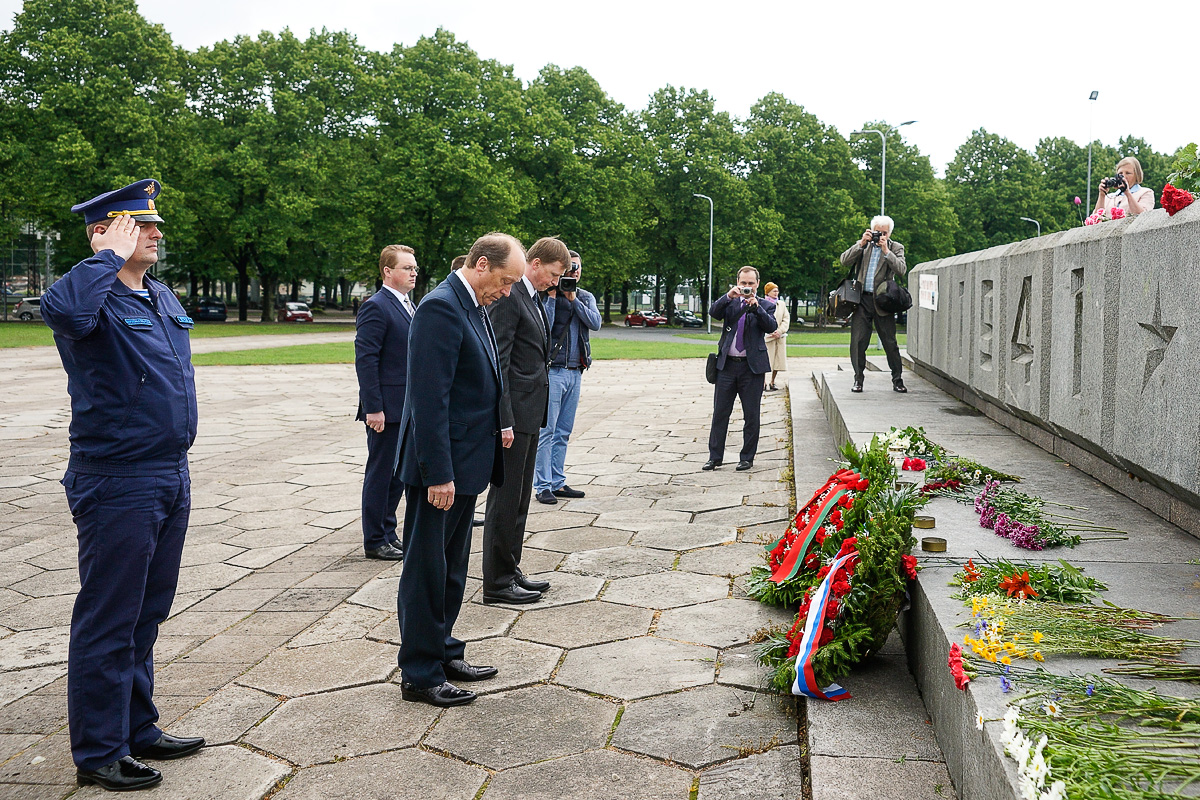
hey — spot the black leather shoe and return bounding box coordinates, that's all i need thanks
[702,459,722,471]
[893,380,908,393]
[851,380,864,393]
[483,581,542,604]
[77,755,162,791]
[401,681,476,707]
[365,542,404,561]
[516,573,551,592]
[736,460,754,471]
[132,732,205,761]
[536,489,558,505]
[473,517,485,527]
[552,486,585,499]
[444,658,498,682]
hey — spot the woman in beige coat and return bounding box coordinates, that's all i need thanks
[764,283,789,391]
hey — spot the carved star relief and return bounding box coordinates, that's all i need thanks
[1137,290,1177,389]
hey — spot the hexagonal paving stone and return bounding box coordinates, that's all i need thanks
[555,636,715,700]
[274,749,488,800]
[441,637,562,694]
[424,685,615,769]
[244,683,437,766]
[656,599,793,649]
[238,639,396,696]
[172,685,281,746]
[522,511,597,533]
[175,563,252,594]
[482,749,693,800]
[559,546,674,579]
[509,601,653,649]
[655,492,747,513]
[603,571,728,609]
[289,603,391,648]
[0,627,69,670]
[698,744,806,800]
[631,523,739,551]
[469,571,602,610]
[594,509,692,531]
[523,526,632,553]
[346,577,399,611]
[556,496,653,514]
[716,644,785,694]
[73,744,290,800]
[677,543,765,577]
[611,684,797,769]
[695,506,789,528]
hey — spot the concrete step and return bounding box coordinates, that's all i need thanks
[810,367,1200,800]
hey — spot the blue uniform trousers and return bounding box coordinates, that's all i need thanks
[396,485,474,688]
[63,468,190,771]
[361,422,405,551]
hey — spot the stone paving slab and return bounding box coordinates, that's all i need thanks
[273,749,487,800]
[698,744,807,800]
[481,750,694,800]
[238,639,397,696]
[555,636,716,700]
[809,754,956,800]
[508,600,653,649]
[73,744,291,800]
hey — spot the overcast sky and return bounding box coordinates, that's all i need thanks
[2,0,1196,175]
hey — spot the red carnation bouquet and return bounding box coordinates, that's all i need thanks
[1161,183,1196,216]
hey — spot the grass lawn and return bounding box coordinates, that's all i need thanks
[191,339,875,366]
[675,331,907,346]
[0,320,353,348]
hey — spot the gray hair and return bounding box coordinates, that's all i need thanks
[870,215,894,232]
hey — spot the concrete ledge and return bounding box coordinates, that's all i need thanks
[809,366,1200,800]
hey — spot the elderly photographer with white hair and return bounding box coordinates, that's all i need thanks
[838,215,907,394]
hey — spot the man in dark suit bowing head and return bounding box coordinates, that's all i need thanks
[395,232,525,707]
[355,244,419,561]
[482,237,569,605]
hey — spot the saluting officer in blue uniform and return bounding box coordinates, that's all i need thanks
[41,180,205,792]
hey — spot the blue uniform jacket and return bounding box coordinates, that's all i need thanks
[41,249,197,474]
[354,289,411,421]
[396,273,504,496]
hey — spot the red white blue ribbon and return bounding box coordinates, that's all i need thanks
[791,549,857,701]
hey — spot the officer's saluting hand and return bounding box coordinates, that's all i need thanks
[40,180,206,793]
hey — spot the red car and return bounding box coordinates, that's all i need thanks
[277,302,314,322]
[624,310,669,327]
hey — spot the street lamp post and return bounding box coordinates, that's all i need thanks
[1020,217,1041,237]
[851,120,916,216]
[693,193,714,334]
[1086,91,1099,212]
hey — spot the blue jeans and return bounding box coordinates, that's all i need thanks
[535,367,582,492]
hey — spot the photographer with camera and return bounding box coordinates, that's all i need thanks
[535,250,601,505]
[703,266,777,472]
[1093,156,1155,217]
[839,215,907,394]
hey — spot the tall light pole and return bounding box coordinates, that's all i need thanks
[1020,216,1041,237]
[851,120,916,216]
[1086,91,1099,211]
[693,193,714,334]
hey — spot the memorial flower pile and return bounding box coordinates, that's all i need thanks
[949,557,1108,604]
[980,668,1200,799]
[752,438,922,698]
[1084,206,1126,225]
[1162,182,1196,216]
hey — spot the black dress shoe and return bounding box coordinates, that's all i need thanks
[851,380,864,393]
[132,732,205,761]
[444,658,499,682]
[77,755,162,791]
[483,581,542,604]
[473,517,485,527]
[535,489,558,505]
[401,681,476,707]
[552,485,585,499]
[516,573,551,592]
[736,460,754,471]
[893,380,908,393]
[702,459,722,471]
[365,542,404,560]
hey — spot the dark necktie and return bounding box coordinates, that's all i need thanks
[533,287,550,340]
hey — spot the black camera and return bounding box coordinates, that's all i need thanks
[1103,175,1125,192]
[870,230,882,244]
[557,277,578,292]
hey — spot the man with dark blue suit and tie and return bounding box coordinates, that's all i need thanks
[704,266,777,472]
[355,244,419,561]
[395,232,526,707]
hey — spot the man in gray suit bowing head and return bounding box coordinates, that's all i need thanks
[482,237,569,605]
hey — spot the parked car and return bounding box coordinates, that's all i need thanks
[673,309,704,328]
[188,296,227,322]
[277,301,314,322]
[14,296,42,322]
[624,310,669,327]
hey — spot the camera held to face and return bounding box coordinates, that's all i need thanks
[1102,175,1126,192]
[556,277,578,292]
[738,286,754,296]
[870,230,882,244]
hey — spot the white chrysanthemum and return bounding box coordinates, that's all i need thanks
[1017,773,1039,800]
[976,713,985,731]
[1041,780,1067,800]
[1026,753,1048,788]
